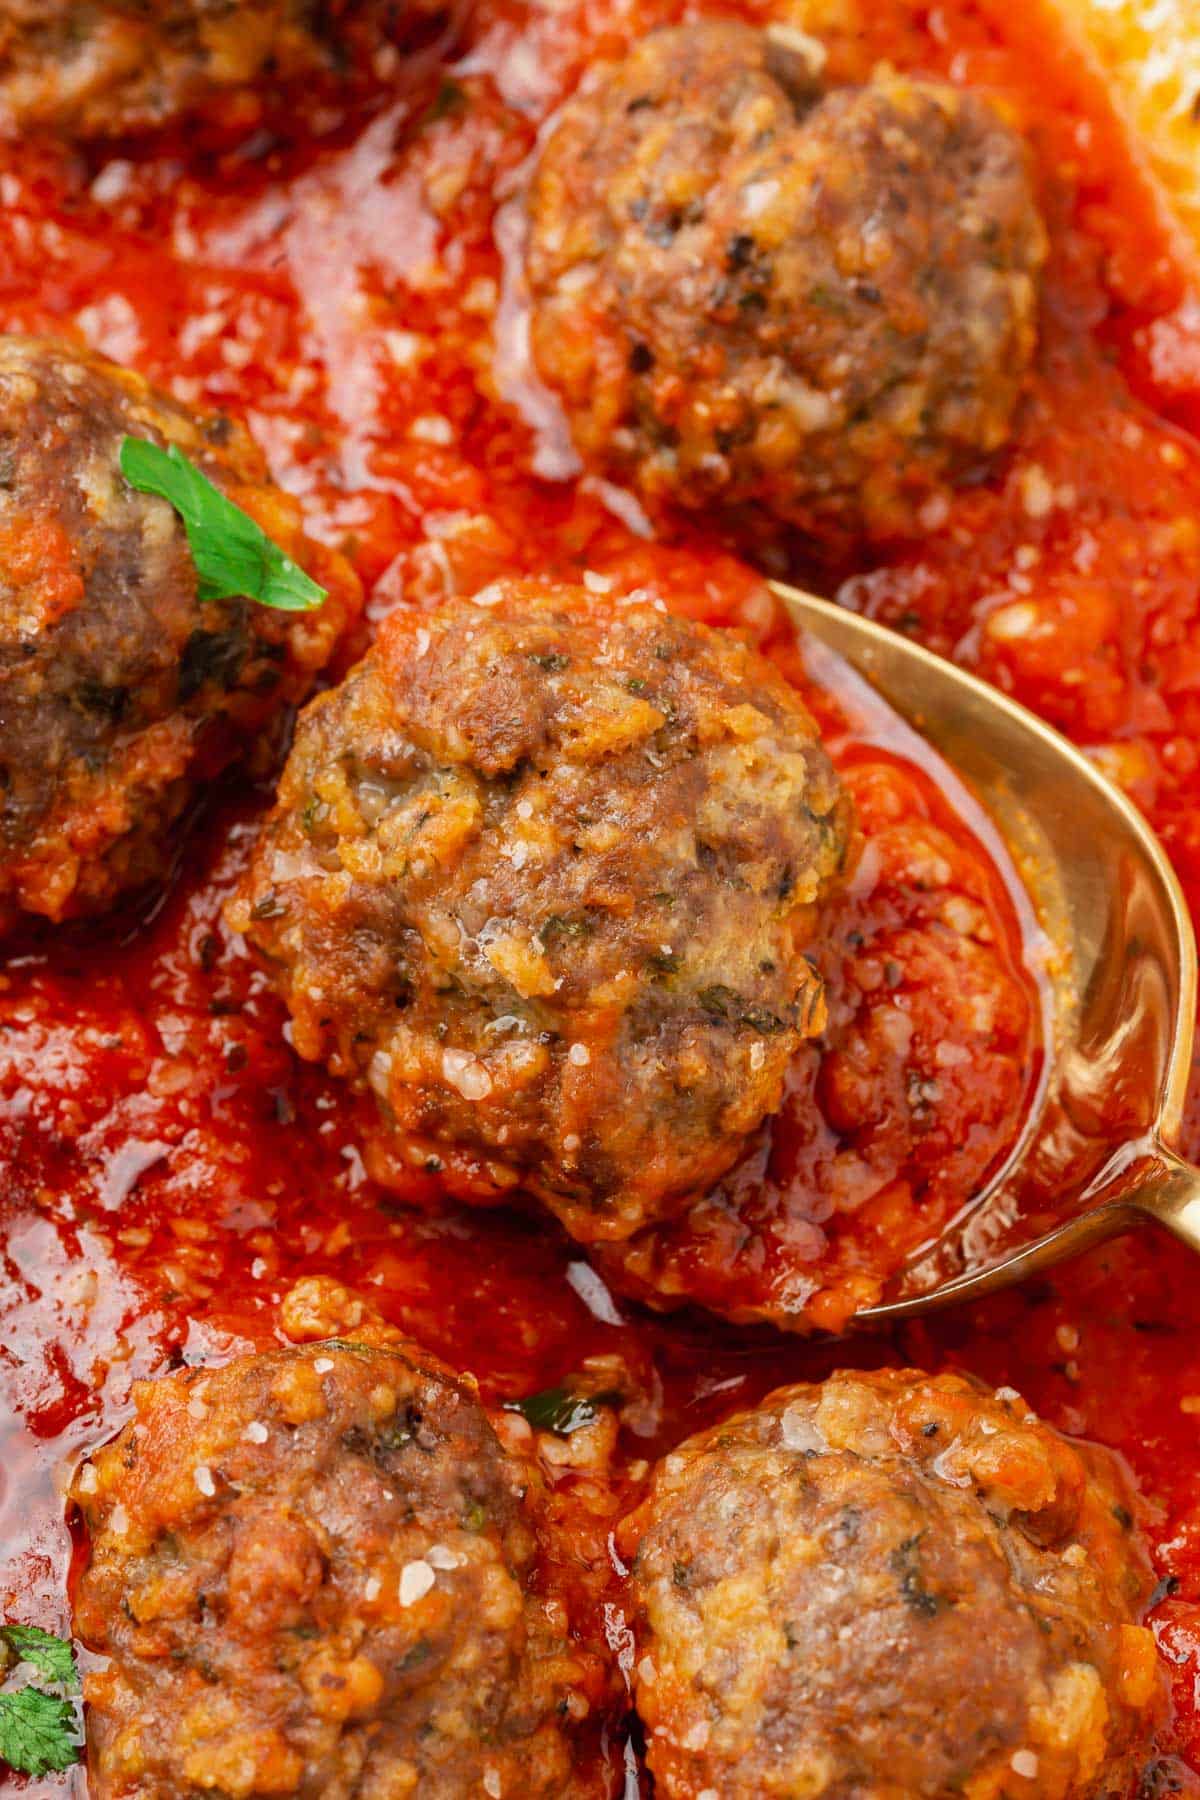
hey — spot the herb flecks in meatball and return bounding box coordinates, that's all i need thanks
[592,753,1039,1335]
[230,579,852,1240]
[72,1341,601,1798]
[0,336,358,931]
[526,22,1047,548]
[619,1368,1162,1800]
[0,1,419,139]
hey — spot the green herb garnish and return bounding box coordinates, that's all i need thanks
[119,437,326,613]
[506,1385,620,1436]
[0,1625,81,1777]
[0,1625,78,1691]
[424,78,467,125]
[0,1690,80,1777]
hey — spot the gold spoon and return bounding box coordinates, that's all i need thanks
[772,580,1200,1321]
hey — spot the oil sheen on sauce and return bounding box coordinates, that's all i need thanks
[4,0,1200,1791]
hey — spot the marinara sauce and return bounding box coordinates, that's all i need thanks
[3,0,1200,1791]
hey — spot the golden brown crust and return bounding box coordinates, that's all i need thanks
[72,1340,601,1798]
[229,579,853,1240]
[0,335,359,931]
[0,1,410,139]
[526,23,1046,550]
[619,1369,1162,1799]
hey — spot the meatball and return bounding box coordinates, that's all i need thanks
[229,579,852,1241]
[71,1339,601,1798]
[526,23,1047,547]
[0,336,357,931]
[618,1368,1162,1800]
[593,757,1040,1333]
[0,1,413,139]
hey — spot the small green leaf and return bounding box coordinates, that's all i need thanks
[0,1625,78,1690]
[424,78,467,125]
[0,1688,81,1776]
[119,437,326,613]
[506,1385,620,1435]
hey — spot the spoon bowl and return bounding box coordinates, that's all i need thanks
[772,581,1200,1320]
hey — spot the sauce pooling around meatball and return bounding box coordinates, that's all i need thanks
[526,21,1047,551]
[0,336,358,932]
[619,1368,1162,1800]
[71,1337,607,1798]
[230,579,853,1241]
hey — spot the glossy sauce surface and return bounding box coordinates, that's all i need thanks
[4,0,1200,1791]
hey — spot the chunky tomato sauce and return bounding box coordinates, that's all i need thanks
[4,0,1200,1791]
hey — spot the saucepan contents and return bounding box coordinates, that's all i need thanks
[231,578,1041,1330]
[0,0,1197,1789]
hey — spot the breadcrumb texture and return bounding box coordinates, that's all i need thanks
[526,22,1046,549]
[619,1367,1162,1800]
[72,1339,605,1798]
[0,335,359,931]
[229,579,853,1242]
[0,1,420,139]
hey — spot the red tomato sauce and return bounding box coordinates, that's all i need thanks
[590,654,1044,1335]
[4,0,1200,1791]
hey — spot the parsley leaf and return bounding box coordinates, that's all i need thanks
[119,436,327,613]
[0,1624,82,1776]
[0,1625,78,1691]
[506,1385,620,1435]
[0,1689,80,1776]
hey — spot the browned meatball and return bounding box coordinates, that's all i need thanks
[0,336,358,932]
[228,579,852,1241]
[526,23,1047,548]
[0,1,417,139]
[617,1369,1162,1800]
[71,1339,603,1798]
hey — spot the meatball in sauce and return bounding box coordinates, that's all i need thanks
[0,336,357,933]
[619,1368,1161,1799]
[526,22,1047,551]
[0,1,418,139]
[592,742,1039,1334]
[71,1336,607,1798]
[230,579,853,1242]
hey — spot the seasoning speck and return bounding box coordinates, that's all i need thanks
[399,1559,437,1607]
[427,1544,464,1570]
[443,1048,493,1101]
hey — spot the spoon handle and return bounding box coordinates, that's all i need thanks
[1129,1145,1200,1256]
[862,1201,1142,1320]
